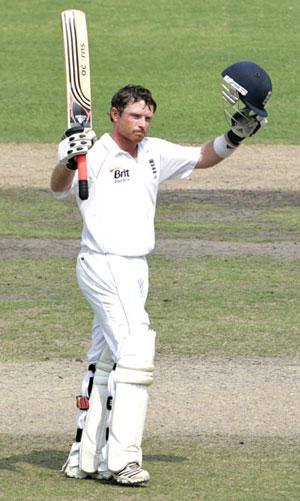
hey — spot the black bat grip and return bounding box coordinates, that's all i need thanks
[79,179,89,200]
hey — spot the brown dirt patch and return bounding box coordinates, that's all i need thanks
[1,355,300,445]
[1,143,300,192]
[1,237,300,261]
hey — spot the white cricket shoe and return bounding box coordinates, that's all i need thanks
[113,463,150,485]
[90,470,113,481]
[62,463,88,479]
[62,464,113,481]
[61,442,87,479]
[61,442,112,482]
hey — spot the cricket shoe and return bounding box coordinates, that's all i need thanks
[61,442,87,479]
[62,463,88,479]
[90,470,113,481]
[62,464,112,481]
[113,462,150,486]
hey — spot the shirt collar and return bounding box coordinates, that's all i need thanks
[100,133,123,156]
[100,133,150,157]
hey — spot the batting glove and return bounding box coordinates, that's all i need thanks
[58,125,97,170]
[227,108,268,146]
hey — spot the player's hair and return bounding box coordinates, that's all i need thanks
[110,84,157,120]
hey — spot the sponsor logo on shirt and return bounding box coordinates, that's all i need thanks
[113,168,130,183]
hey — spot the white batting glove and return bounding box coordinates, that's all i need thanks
[58,126,97,169]
[227,108,267,145]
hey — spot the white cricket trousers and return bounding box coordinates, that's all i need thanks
[75,250,153,472]
[76,250,150,361]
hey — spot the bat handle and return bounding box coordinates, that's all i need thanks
[77,155,89,200]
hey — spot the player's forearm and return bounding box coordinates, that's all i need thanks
[195,139,238,169]
[50,163,75,192]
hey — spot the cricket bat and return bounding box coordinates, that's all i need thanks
[61,10,92,200]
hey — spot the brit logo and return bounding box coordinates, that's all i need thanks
[149,158,157,179]
[113,168,130,182]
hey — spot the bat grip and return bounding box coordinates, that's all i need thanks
[77,155,89,200]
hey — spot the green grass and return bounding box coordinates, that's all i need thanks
[0,257,91,362]
[1,2,300,498]
[149,255,300,356]
[0,435,299,501]
[156,209,300,242]
[1,254,299,361]
[155,190,300,242]
[2,188,300,242]
[1,188,299,361]
[0,190,80,239]
[1,0,300,143]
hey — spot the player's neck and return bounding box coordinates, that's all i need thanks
[111,131,139,159]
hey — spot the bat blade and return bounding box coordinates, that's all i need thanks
[61,9,92,200]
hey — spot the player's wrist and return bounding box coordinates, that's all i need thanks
[57,159,76,172]
[213,134,239,159]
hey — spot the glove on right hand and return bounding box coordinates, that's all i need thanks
[227,108,268,146]
[58,125,96,169]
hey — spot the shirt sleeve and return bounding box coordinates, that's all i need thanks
[154,138,201,183]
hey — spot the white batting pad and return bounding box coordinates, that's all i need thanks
[108,382,149,472]
[107,329,156,472]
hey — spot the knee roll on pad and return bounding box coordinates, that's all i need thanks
[115,329,156,385]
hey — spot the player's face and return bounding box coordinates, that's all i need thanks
[111,100,154,143]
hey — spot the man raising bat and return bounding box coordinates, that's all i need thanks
[51,62,272,486]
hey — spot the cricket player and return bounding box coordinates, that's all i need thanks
[50,61,272,485]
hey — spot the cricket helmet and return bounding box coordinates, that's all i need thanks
[221,61,272,117]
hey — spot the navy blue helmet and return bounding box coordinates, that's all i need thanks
[222,61,272,117]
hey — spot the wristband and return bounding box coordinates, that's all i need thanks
[213,134,237,159]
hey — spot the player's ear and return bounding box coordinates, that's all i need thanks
[110,107,120,123]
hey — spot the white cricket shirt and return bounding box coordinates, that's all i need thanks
[57,133,200,256]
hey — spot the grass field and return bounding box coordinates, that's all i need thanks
[1,435,299,501]
[1,0,300,143]
[1,189,300,362]
[1,185,300,500]
[1,1,300,500]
